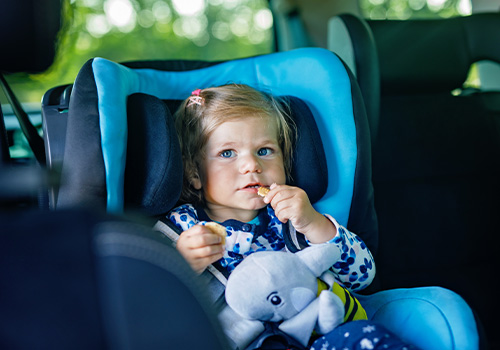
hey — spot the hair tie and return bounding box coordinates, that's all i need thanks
[187,89,203,107]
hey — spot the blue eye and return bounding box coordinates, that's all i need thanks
[257,148,272,156]
[220,150,234,158]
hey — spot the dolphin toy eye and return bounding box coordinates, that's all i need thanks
[268,292,282,306]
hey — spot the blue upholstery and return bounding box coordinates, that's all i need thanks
[91,48,356,224]
[357,287,478,350]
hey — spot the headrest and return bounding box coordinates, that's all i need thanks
[0,0,61,73]
[328,14,380,141]
[368,13,500,94]
[61,48,358,227]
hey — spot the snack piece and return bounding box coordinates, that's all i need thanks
[257,186,270,197]
[205,222,226,244]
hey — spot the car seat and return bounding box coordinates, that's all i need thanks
[42,48,479,350]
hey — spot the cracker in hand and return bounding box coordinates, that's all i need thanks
[257,186,270,197]
[205,222,226,244]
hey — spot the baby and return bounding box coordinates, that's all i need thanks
[168,84,418,350]
[169,83,373,288]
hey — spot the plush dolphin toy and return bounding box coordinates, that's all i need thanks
[223,243,367,348]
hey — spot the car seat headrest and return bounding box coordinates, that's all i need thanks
[368,13,500,94]
[60,48,360,229]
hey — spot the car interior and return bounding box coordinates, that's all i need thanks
[1,0,499,349]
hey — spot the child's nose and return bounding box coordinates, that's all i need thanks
[239,154,262,174]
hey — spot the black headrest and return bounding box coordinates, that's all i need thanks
[0,0,61,73]
[368,13,500,94]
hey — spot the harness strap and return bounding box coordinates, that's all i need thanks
[153,220,227,288]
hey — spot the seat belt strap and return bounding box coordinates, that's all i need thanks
[153,220,228,287]
[0,73,46,165]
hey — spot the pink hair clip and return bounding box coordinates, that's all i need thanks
[187,88,203,107]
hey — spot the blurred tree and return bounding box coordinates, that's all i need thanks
[1,0,472,104]
[360,0,471,20]
[2,0,273,103]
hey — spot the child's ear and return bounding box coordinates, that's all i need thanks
[190,172,202,190]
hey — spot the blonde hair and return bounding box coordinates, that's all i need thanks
[174,83,295,204]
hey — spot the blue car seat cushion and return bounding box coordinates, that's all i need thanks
[356,287,479,350]
[125,93,182,216]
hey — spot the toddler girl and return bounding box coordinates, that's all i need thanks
[168,84,418,350]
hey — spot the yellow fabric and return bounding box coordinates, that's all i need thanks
[317,279,367,322]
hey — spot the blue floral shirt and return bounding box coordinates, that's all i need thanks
[168,204,375,291]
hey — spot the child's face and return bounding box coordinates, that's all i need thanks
[194,115,286,222]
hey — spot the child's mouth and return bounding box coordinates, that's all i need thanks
[242,184,266,192]
[244,184,261,189]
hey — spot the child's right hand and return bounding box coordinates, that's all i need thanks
[176,224,225,274]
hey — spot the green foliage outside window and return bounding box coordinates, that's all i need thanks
[1,0,472,104]
[361,0,471,19]
[2,0,274,104]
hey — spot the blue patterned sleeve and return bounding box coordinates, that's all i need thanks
[314,215,376,291]
[168,204,200,231]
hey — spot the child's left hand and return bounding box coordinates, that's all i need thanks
[263,184,337,243]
